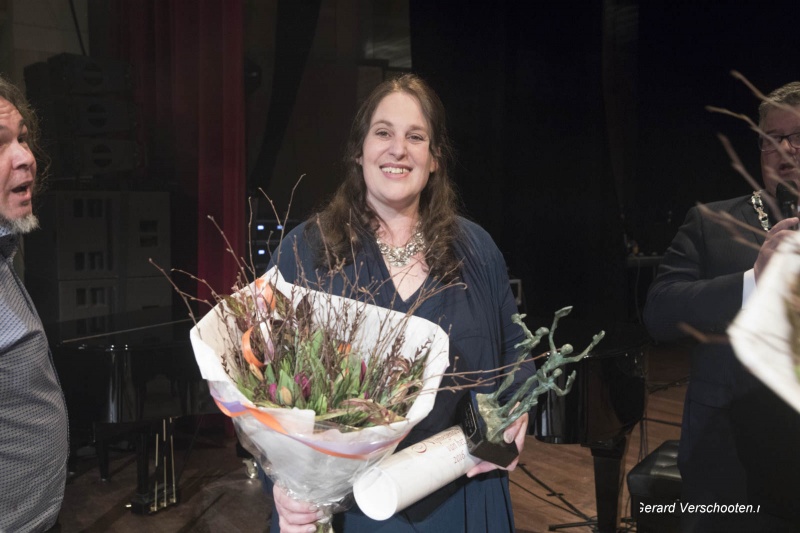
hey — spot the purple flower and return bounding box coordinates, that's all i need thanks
[294,373,311,400]
[268,383,278,402]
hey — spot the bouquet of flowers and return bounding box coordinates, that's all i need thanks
[190,265,450,532]
[729,231,800,413]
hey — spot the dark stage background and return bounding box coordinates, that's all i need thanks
[73,0,800,332]
[404,0,799,328]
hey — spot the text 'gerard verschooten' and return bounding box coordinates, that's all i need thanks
[640,502,761,514]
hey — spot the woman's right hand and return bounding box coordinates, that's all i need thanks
[273,485,324,533]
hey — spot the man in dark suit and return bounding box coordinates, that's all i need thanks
[644,82,800,532]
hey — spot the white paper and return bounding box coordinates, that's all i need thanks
[353,426,480,520]
[729,232,800,414]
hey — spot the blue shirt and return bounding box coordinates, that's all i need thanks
[0,223,68,532]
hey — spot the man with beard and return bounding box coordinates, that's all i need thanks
[0,75,68,532]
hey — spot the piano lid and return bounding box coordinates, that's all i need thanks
[45,307,195,352]
[48,306,213,427]
[529,318,649,447]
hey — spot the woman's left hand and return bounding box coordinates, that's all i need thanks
[465,412,529,478]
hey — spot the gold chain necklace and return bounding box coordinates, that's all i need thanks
[750,191,771,231]
[376,226,426,267]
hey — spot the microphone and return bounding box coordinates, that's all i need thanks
[776,182,798,229]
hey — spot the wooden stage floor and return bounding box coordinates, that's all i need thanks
[57,342,689,533]
[511,341,687,532]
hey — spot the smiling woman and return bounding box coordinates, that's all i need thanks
[359,91,438,223]
[261,73,536,533]
[356,91,440,300]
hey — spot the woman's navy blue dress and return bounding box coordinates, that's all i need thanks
[265,217,532,532]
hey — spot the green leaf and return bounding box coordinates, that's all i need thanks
[237,383,254,401]
[265,363,276,385]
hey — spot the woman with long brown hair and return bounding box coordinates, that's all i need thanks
[268,73,531,532]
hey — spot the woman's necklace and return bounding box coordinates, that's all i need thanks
[751,190,771,231]
[376,225,426,268]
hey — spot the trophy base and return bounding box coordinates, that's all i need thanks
[457,391,518,467]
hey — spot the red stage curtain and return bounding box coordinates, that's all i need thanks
[105,0,245,302]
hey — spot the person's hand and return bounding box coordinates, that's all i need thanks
[755,217,800,281]
[465,412,529,478]
[273,485,325,533]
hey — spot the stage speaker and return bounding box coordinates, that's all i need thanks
[24,191,171,322]
[24,53,132,97]
[125,277,173,311]
[57,279,117,322]
[120,192,171,278]
[52,138,140,176]
[24,53,139,181]
[36,96,136,138]
[25,191,122,282]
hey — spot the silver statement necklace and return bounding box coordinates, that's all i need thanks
[376,225,426,268]
[750,191,771,231]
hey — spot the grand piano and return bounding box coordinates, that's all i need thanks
[46,307,217,514]
[531,319,649,533]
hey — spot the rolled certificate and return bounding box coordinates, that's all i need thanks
[353,426,480,520]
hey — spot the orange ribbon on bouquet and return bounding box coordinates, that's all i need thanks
[241,278,278,368]
[214,398,406,460]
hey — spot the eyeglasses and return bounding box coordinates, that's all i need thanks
[758,131,800,152]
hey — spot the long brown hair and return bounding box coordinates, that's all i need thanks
[309,73,462,281]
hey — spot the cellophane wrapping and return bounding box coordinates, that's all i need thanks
[189,266,450,517]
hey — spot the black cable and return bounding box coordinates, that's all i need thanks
[508,478,585,517]
[516,463,593,521]
[69,0,87,56]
